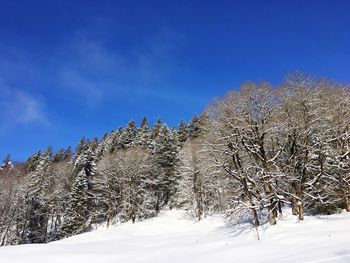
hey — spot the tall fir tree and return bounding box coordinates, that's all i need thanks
[149,118,163,150]
[135,117,150,148]
[120,120,138,148]
[188,114,201,139]
[62,168,89,237]
[26,150,42,173]
[22,155,51,243]
[152,125,180,210]
[63,146,96,237]
[177,121,189,146]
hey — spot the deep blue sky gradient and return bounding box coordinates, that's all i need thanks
[1,0,350,161]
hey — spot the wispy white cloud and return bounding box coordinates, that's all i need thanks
[0,81,49,133]
[61,69,104,105]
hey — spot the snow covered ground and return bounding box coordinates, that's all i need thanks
[1,209,350,263]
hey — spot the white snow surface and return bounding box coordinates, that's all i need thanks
[1,209,350,263]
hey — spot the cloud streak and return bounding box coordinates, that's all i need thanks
[0,81,49,133]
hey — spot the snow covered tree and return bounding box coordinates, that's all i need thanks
[116,149,155,222]
[207,82,285,226]
[62,168,89,237]
[101,130,118,154]
[21,155,51,243]
[135,117,150,148]
[177,121,189,146]
[326,87,350,212]
[63,145,96,237]
[73,137,90,164]
[177,133,226,220]
[96,149,156,224]
[44,161,74,241]
[95,155,123,226]
[188,114,201,139]
[25,151,42,173]
[149,118,163,149]
[301,82,350,214]
[1,154,12,169]
[52,148,65,163]
[151,125,180,210]
[278,75,333,219]
[119,120,138,148]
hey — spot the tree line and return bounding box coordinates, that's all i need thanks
[0,73,349,246]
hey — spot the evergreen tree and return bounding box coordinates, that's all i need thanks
[52,148,70,163]
[62,169,89,237]
[43,146,53,160]
[149,118,163,150]
[63,146,96,237]
[1,154,12,169]
[73,138,89,163]
[120,120,137,148]
[63,147,73,161]
[113,127,124,151]
[90,137,99,152]
[101,131,117,154]
[188,114,201,139]
[135,117,150,148]
[152,125,180,210]
[26,151,42,173]
[22,155,50,243]
[177,121,189,146]
[27,156,50,197]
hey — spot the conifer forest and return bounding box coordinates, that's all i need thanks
[1,73,349,246]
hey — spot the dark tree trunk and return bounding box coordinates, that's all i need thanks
[291,181,299,215]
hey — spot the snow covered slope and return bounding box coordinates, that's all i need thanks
[1,210,350,263]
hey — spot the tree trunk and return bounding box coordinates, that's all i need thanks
[298,186,305,220]
[291,181,299,215]
[252,208,260,227]
[268,205,277,225]
[107,217,110,228]
[298,203,304,220]
[264,182,277,225]
[344,193,350,212]
[278,201,283,215]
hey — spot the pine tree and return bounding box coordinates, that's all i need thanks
[149,118,163,150]
[22,155,50,243]
[53,148,65,163]
[152,125,180,210]
[90,137,99,152]
[113,127,124,151]
[62,169,89,236]
[43,146,53,160]
[63,147,72,161]
[102,131,117,154]
[177,121,189,146]
[1,154,12,168]
[26,151,42,173]
[0,154,12,172]
[119,120,137,148]
[63,146,96,237]
[135,117,150,148]
[188,114,201,139]
[73,138,89,163]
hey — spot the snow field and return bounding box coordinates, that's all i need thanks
[1,209,350,263]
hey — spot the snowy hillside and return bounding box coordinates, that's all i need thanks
[1,210,350,263]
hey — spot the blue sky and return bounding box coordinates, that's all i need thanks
[1,0,350,161]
